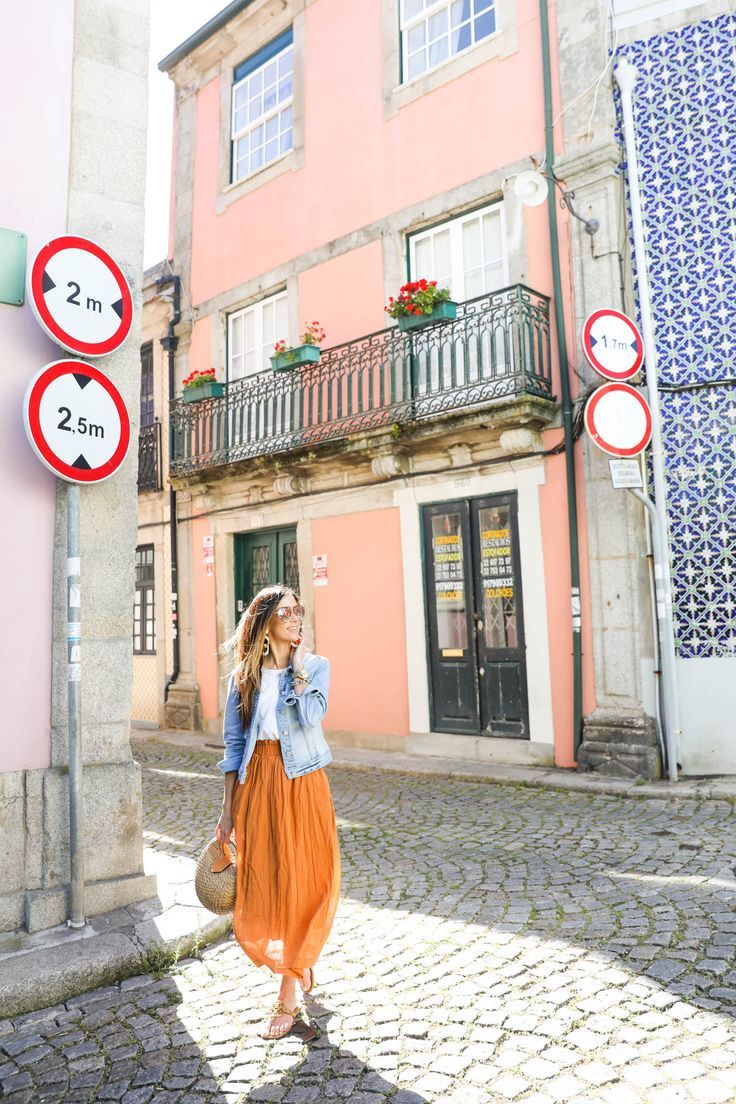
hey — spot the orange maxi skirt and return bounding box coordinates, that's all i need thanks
[231,740,341,981]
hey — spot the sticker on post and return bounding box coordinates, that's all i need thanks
[609,458,644,489]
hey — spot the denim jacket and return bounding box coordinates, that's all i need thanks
[217,652,332,784]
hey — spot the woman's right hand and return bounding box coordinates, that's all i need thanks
[215,810,234,844]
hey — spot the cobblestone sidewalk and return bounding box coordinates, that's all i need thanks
[3,739,736,1103]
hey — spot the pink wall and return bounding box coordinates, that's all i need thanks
[0,2,74,772]
[188,0,548,310]
[298,241,387,347]
[311,509,410,737]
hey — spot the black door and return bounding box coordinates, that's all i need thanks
[423,494,529,739]
[234,527,299,621]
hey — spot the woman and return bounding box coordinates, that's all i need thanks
[215,585,341,1040]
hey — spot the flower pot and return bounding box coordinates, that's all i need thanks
[182,381,225,403]
[397,300,458,332]
[270,344,322,371]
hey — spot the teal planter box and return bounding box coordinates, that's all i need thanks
[182,381,225,403]
[271,344,322,371]
[397,300,457,332]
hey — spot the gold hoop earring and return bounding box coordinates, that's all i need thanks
[263,633,270,657]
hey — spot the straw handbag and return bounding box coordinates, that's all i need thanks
[194,839,236,914]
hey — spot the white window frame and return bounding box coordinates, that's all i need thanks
[227,290,289,382]
[231,40,294,184]
[400,0,499,85]
[409,201,508,302]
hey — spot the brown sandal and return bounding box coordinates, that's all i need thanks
[300,967,315,994]
[259,999,302,1040]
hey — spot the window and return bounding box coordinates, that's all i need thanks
[140,342,154,428]
[409,202,506,300]
[400,0,497,82]
[231,28,294,183]
[228,290,288,380]
[134,545,155,655]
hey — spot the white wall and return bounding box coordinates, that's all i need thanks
[0,1,75,771]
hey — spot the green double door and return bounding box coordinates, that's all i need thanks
[234,527,300,619]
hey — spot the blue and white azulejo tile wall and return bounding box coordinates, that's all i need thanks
[619,12,736,660]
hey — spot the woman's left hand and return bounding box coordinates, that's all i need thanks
[290,633,307,672]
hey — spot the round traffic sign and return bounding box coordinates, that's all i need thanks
[584,382,653,458]
[28,236,133,357]
[23,360,131,483]
[582,308,644,381]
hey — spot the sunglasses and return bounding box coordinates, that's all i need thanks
[275,604,305,622]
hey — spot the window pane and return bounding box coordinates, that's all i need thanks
[429,8,449,39]
[451,0,472,24]
[231,315,243,356]
[479,506,516,649]
[265,115,279,140]
[462,219,483,271]
[482,212,502,262]
[280,129,292,154]
[279,52,293,77]
[275,295,289,337]
[431,513,468,653]
[264,62,277,88]
[281,105,293,131]
[234,83,248,110]
[474,0,493,12]
[433,229,452,288]
[453,22,472,51]
[265,139,279,162]
[250,70,263,95]
[484,260,505,293]
[414,236,432,276]
[278,75,292,101]
[407,23,425,50]
[475,9,495,39]
[429,36,449,67]
[407,50,426,79]
[404,0,425,19]
[464,268,484,299]
[244,310,256,352]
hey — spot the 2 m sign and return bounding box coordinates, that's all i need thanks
[29,235,134,357]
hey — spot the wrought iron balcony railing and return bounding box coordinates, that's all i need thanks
[170,284,553,476]
[138,420,162,493]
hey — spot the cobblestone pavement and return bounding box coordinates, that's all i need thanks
[4,740,736,1104]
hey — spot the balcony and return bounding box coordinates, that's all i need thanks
[169,285,555,478]
[137,420,162,493]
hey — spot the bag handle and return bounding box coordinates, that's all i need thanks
[210,839,234,873]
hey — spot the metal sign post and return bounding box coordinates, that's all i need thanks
[616,57,683,782]
[23,360,131,930]
[66,484,84,928]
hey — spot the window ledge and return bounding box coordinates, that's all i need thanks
[383,9,518,119]
[217,147,302,213]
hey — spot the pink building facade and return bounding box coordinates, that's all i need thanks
[156,0,600,770]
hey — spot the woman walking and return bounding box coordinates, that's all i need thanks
[215,585,341,1040]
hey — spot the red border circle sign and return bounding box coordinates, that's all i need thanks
[582,308,644,381]
[29,236,133,357]
[584,382,653,458]
[23,360,131,484]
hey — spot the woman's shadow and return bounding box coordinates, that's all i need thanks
[242,994,428,1103]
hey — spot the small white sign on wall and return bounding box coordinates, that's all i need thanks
[203,535,215,577]
[313,553,328,587]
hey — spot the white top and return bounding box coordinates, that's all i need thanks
[256,667,286,741]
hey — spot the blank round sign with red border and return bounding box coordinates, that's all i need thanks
[582,308,644,381]
[584,382,653,458]
[29,236,133,357]
[23,361,131,483]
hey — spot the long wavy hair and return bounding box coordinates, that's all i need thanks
[224,584,300,727]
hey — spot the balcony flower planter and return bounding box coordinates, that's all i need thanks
[397,300,458,332]
[271,344,322,372]
[182,381,225,403]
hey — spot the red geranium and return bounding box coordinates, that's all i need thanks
[385,278,449,320]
